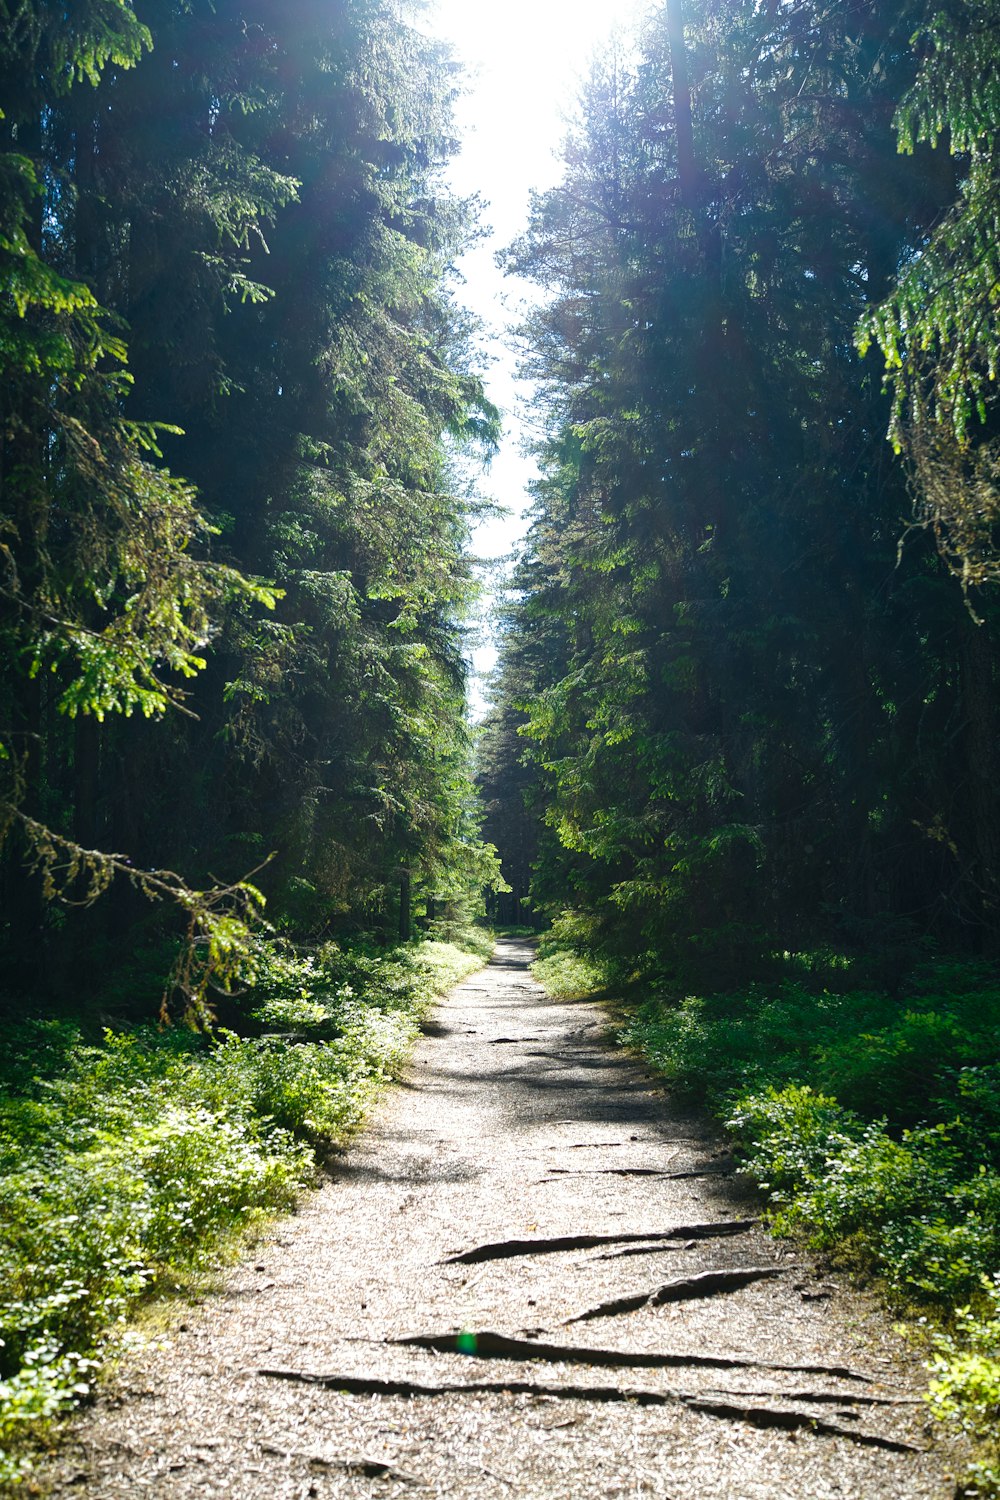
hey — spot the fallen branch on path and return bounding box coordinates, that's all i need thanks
[385,1329,878,1383]
[564,1266,784,1323]
[256,1369,921,1453]
[441,1222,756,1265]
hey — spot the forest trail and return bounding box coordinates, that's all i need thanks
[43,940,958,1499]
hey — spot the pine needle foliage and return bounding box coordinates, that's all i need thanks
[0,0,500,997]
[858,0,1000,586]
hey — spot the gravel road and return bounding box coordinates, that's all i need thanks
[41,939,963,1498]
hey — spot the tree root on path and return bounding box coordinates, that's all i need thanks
[441,1222,756,1265]
[700,1385,918,1409]
[256,1369,921,1453]
[564,1266,785,1322]
[260,1445,427,1484]
[683,1397,920,1452]
[335,1457,426,1483]
[548,1137,711,1150]
[590,1242,697,1260]
[539,1165,734,1181]
[385,1329,878,1383]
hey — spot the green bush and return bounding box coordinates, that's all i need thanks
[0,935,485,1485]
[579,948,1000,1491]
[927,1276,1000,1494]
[725,1085,864,1197]
[0,1343,98,1487]
[728,1092,985,1287]
[409,936,493,987]
[884,1175,1000,1302]
[532,947,617,999]
[618,961,1000,1125]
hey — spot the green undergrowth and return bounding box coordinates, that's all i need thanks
[534,943,1000,1494]
[531,946,616,999]
[0,936,485,1488]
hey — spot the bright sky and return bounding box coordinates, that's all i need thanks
[418,0,648,707]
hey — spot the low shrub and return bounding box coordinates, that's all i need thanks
[928,1276,1000,1495]
[725,1088,999,1298]
[0,935,484,1486]
[533,946,1000,1492]
[531,947,619,1000]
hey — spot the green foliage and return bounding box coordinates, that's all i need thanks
[606,950,1000,1490]
[928,1276,1000,1492]
[485,0,999,991]
[1,0,500,1004]
[729,1094,988,1290]
[0,1032,308,1480]
[724,1085,861,1195]
[0,1343,98,1487]
[858,0,1000,586]
[0,0,292,1013]
[0,936,483,1482]
[411,933,495,977]
[620,959,1000,1125]
[532,946,617,1001]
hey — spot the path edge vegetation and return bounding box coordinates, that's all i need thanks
[0,933,490,1491]
[532,938,1000,1498]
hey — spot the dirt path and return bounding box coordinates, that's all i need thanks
[43,939,959,1498]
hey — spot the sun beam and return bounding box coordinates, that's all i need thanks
[421,0,648,705]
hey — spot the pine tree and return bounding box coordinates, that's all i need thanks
[1,0,500,1002]
[859,0,1000,588]
[488,0,989,977]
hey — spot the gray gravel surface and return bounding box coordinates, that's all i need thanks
[41,939,964,1498]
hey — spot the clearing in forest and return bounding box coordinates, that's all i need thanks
[41,939,961,1498]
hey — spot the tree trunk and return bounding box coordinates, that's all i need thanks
[665,0,697,209]
[961,619,1000,946]
[399,871,411,943]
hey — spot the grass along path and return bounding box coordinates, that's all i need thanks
[532,942,1000,1497]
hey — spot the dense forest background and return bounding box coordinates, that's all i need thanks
[0,0,501,1014]
[5,0,999,1006]
[480,0,1000,987]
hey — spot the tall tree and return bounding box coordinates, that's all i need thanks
[1,0,500,1003]
[488,0,989,980]
[860,0,1000,588]
[0,1,279,1001]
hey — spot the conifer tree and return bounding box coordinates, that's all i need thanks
[859,0,1000,588]
[1,0,500,1000]
[488,0,991,976]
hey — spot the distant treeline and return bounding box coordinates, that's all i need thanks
[480,0,1000,978]
[0,0,501,1005]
